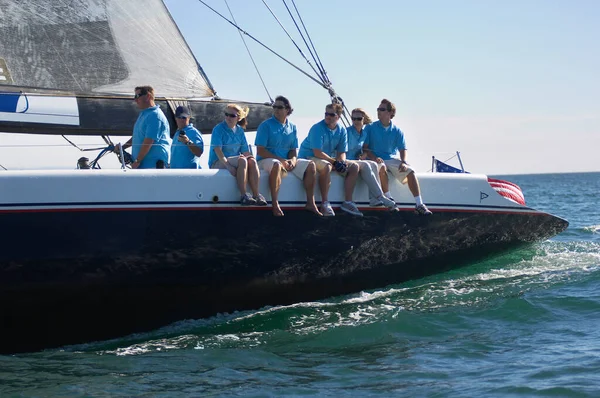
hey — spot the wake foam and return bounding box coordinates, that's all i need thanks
[69,241,599,356]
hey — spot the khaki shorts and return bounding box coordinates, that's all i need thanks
[309,157,348,176]
[211,156,244,169]
[384,158,414,183]
[258,158,312,180]
[290,158,313,179]
[258,158,287,175]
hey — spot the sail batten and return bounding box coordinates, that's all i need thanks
[0,0,214,98]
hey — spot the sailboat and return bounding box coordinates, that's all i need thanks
[0,0,568,354]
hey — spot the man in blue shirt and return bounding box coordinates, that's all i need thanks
[255,95,321,216]
[298,103,361,217]
[170,106,204,169]
[115,86,171,169]
[364,98,432,215]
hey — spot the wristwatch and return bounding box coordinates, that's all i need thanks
[186,141,192,146]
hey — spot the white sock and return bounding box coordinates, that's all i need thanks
[415,195,423,207]
[384,191,392,199]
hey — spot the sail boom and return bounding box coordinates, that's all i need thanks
[0,87,272,136]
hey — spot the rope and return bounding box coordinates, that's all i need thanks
[224,0,273,103]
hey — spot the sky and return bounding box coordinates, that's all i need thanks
[1,0,598,174]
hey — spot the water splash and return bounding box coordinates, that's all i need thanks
[582,225,600,233]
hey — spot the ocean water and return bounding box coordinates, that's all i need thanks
[1,172,599,397]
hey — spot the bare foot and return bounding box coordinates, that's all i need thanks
[304,204,323,216]
[272,205,284,217]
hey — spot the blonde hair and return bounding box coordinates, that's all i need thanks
[227,104,250,129]
[352,108,372,124]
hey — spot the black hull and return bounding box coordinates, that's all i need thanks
[0,86,272,135]
[0,207,568,354]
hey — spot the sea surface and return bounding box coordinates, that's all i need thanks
[1,172,599,397]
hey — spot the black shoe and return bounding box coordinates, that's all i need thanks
[254,194,268,206]
[241,194,257,206]
[415,204,432,215]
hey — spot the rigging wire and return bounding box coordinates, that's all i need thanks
[282,0,327,84]
[195,0,328,90]
[0,163,7,170]
[291,0,330,85]
[197,0,350,124]
[271,0,349,124]
[60,135,106,152]
[288,0,348,123]
[261,0,325,84]
[223,0,273,103]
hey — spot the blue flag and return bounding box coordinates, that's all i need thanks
[434,159,468,173]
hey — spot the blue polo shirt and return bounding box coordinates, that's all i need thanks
[255,116,299,161]
[364,120,406,160]
[298,120,347,159]
[346,125,369,160]
[208,121,250,167]
[132,105,171,169]
[170,123,204,169]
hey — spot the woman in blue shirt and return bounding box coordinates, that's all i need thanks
[209,104,267,206]
[346,108,395,209]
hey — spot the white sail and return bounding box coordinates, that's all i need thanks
[0,0,214,97]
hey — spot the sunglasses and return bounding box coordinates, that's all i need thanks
[176,116,188,120]
[377,107,388,112]
[224,112,238,118]
[272,105,286,110]
[324,112,337,117]
[134,92,147,99]
[352,117,364,121]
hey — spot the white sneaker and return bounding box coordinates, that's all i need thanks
[377,195,396,209]
[321,201,335,217]
[369,197,384,207]
[341,201,363,216]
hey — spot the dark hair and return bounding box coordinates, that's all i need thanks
[135,85,155,99]
[380,98,396,118]
[326,103,343,116]
[275,95,293,115]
